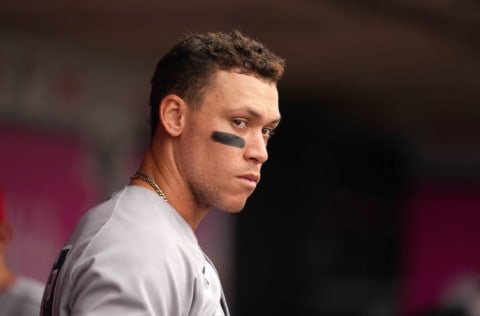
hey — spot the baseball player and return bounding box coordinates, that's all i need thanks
[40,29,285,315]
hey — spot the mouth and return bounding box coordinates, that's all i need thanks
[238,173,260,189]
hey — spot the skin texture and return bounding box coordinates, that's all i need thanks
[133,70,280,229]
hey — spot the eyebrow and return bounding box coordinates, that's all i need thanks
[243,107,282,125]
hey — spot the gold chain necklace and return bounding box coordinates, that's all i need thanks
[130,171,168,202]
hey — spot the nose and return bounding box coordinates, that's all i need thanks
[245,132,269,164]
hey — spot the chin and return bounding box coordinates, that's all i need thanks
[215,200,247,214]
[222,207,245,214]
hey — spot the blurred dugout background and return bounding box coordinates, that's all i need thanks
[1,2,480,316]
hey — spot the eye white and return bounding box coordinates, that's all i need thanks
[233,119,247,128]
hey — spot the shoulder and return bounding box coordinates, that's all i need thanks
[71,186,173,247]
[68,185,199,279]
[0,276,44,315]
[9,276,44,301]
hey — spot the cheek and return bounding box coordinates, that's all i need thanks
[190,144,230,186]
[186,132,225,165]
[183,124,240,171]
[198,136,237,175]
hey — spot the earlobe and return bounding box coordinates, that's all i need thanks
[159,95,185,136]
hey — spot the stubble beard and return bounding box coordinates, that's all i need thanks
[188,178,248,213]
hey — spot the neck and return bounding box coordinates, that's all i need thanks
[130,171,168,201]
[131,146,209,230]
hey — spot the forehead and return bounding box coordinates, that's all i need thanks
[202,70,280,120]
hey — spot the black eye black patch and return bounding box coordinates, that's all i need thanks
[211,131,245,148]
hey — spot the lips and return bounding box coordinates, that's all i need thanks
[242,173,259,182]
[238,173,260,188]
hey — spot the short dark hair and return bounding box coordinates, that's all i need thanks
[148,29,286,136]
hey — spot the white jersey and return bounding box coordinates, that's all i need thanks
[0,276,44,316]
[40,186,229,316]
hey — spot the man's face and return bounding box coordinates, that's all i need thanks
[178,70,280,213]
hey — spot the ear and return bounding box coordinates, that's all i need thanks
[159,94,187,136]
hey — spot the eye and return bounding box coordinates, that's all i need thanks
[232,119,247,129]
[262,127,276,138]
